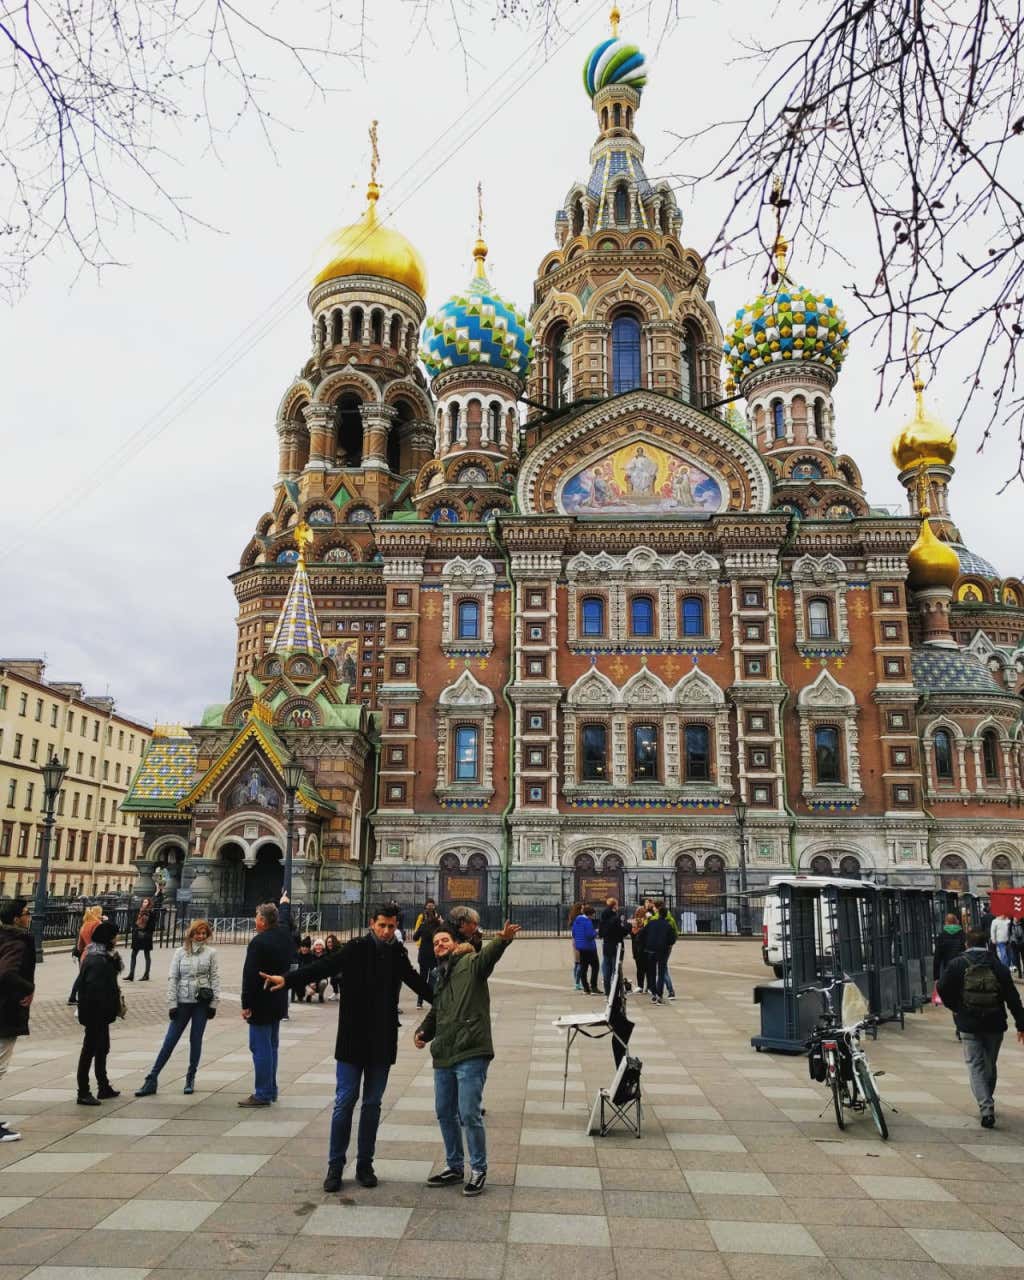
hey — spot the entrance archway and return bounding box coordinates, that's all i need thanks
[246,845,283,911]
[992,853,1014,888]
[810,855,833,876]
[940,854,968,893]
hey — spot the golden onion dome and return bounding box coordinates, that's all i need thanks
[312,181,427,298]
[891,371,957,471]
[907,514,961,591]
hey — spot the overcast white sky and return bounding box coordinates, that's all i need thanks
[2,0,1021,728]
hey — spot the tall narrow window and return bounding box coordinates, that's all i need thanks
[581,597,605,637]
[611,315,642,393]
[772,400,785,439]
[680,326,698,405]
[489,401,502,439]
[807,598,833,639]
[934,729,954,780]
[632,724,659,781]
[613,185,629,225]
[982,730,1000,780]
[812,399,825,437]
[630,595,655,637]
[448,402,460,445]
[350,307,363,344]
[681,596,705,637]
[684,724,711,781]
[457,600,480,640]
[581,724,609,781]
[815,726,841,784]
[454,726,479,782]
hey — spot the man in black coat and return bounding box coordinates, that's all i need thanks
[597,897,630,996]
[239,902,294,1108]
[937,926,1024,1128]
[0,899,35,1141]
[260,903,433,1191]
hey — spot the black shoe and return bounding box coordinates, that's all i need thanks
[323,1163,343,1192]
[463,1170,486,1197]
[135,1078,157,1097]
[183,1077,195,1095]
[237,1095,271,1107]
[66,998,77,1006]
[355,1165,378,1188]
[426,1166,464,1186]
[77,1094,101,1106]
[140,975,150,982]
[124,975,134,982]
[982,1113,996,1129]
[97,1085,120,1100]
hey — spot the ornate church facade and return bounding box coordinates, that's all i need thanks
[125,10,1024,911]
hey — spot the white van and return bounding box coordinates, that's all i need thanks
[761,875,877,977]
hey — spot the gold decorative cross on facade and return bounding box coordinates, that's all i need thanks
[294,522,313,564]
[608,656,628,682]
[662,656,681,681]
[422,599,439,619]
[849,595,869,618]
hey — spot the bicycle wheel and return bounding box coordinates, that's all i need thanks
[825,1050,845,1130]
[854,1056,888,1140]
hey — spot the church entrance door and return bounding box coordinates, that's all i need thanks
[245,846,284,912]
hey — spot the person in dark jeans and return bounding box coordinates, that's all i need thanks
[76,921,123,1105]
[937,926,1024,1128]
[571,906,599,995]
[597,898,629,996]
[642,903,675,1005]
[239,902,293,1107]
[259,904,434,1192]
[126,898,157,981]
[413,905,441,1009]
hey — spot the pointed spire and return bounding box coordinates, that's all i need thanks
[609,4,620,36]
[770,175,790,281]
[366,118,381,208]
[472,180,488,280]
[270,522,325,659]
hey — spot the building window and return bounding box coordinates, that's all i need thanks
[457,600,480,640]
[581,724,609,781]
[630,595,655,637]
[454,726,479,782]
[814,726,842,784]
[742,587,765,608]
[613,185,629,224]
[34,699,42,722]
[812,399,825,437]
[611,314,642,394]
[581,596,605,637]
[13,735,22,759]
[807,598,833,640]
[982,730,1000,780]
[24,783,33,811]
[549,322,571,409]
[0,686,6,709]
[681,595,705,637]
[680,327,698,405]
[772,400,785,439]
[632,724,659,782]
[684,724,711,782]
[17,693,27,716]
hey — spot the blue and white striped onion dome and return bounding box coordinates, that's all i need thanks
[723,281,850,381]
[583,37,647,98]
[421,256,533,379]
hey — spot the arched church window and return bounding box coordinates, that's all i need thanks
[632,724,659,782]
[630,595,655,636]
[548,322,571,408]
[982,729,1001,780]
[611,314,642,394]
[371,310,384,345]
[613,102,621,127]
[350,307,363,344]
[815,726,842,784]
[457,600,480,640]
[807,598,833,640]
[571,199,584,237]
[772,400,785,439]
[448,402,460,445]
[601,107,609,130]
[812,399,825,437]
[489,401,502,439]
[613,185,630,225]
[626,107,633,129]
[581,597,605,637]
[581,724,608,780]
[335,393,363,467]
[386,419,401,474]
[684,725,711,781]
[810,855,834,875]
[680,324,698,405]
[681,596,705,637]
[934,729,954,780]
[389,315,402,349]
[454,726,479,781]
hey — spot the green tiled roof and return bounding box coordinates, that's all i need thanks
[123,732,196,811]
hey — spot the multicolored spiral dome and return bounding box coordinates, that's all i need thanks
[583,37,647,99]
[421,268,533,379]
[722,283,850,382]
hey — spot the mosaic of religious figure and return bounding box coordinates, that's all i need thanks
[559,442,723,515]
[231,766,279,810]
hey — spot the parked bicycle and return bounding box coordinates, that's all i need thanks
[807,978,889,1139]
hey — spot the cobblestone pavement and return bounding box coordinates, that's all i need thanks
[0,938,1023,1279]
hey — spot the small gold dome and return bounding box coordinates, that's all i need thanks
[907,515,961,591]
[312,183,427,298]
[891,374,957,471]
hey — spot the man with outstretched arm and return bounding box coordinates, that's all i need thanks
[414,920,520,1198]
[259,903,433,1191]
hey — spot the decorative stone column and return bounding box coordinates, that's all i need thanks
[303,404,336,471]
[360,402,397,471]
[409,424,435,473]
[131,858,158,898]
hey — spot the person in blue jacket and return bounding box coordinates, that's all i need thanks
[571,906,600,995]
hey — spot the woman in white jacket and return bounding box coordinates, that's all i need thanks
[134,920,220,1096]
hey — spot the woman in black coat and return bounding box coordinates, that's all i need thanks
[77,921,123,1105]
[127,898,156,981]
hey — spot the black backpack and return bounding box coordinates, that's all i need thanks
[962,957,1002,1013]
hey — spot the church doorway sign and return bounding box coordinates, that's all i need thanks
[439,851,487,905]
[675,853,726,900]
[940,854,968,894]
[574,853,624,906]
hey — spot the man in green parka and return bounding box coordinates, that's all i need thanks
[414,919,520,1198]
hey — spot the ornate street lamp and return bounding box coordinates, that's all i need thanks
[282,755,304,901]
[32,755,68,962]
[734,796,751,937]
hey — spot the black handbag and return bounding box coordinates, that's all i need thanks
[195,987,214,1003]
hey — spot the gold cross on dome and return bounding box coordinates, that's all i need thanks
[369,120,380,187]
[294,522,314,564]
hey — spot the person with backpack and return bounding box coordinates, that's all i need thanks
[571,906,599,995]
[937,926,1024,1128]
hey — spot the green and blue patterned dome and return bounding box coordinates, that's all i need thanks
[421,240,533,380]
[583,7,646,98]
[723,243,850,383]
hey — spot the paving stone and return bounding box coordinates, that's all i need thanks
[508,1211,610,1247]
[707,1220,823,1257]
[300,1205,413,1239]
[907,1228,1024,1266]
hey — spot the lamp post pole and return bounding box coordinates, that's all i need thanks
[735,797,751,937]
[31,756,68,963]
[282,756,303,903]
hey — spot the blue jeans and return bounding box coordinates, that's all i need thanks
[663,963,675,998]
[248,1020,280,1102]
[601,948,616,995]
[148,1003,209,1080]
[997,942,1012,969]
[647,951,668,998]
[329,1061,391,1170]
[434,1056,489,1174]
